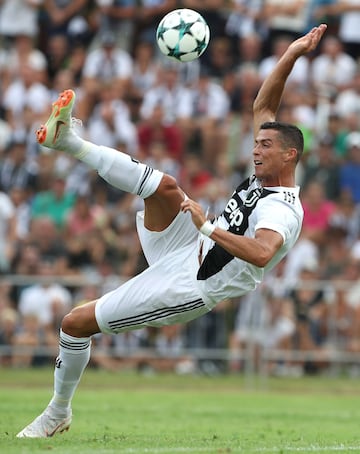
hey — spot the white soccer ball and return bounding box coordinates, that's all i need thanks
[156,9,210,63]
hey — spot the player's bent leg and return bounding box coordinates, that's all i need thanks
[144,173,185,231]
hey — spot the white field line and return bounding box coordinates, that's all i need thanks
[117,446,360,453]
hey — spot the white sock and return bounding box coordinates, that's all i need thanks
[49,330,91,416]
[74,141,163,199]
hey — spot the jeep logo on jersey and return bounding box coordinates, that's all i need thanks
[228,208,243,229]
[224,188,263,231]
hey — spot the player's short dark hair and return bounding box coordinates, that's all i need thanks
[260,121,304,163]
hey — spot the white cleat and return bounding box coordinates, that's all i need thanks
[16,407,72,438]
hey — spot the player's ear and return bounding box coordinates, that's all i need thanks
[284,148,297,162]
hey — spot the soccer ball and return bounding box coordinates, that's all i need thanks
[156,9,210,63]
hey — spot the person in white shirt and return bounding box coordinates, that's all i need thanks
[78,31,133,120]
[17,24,327,439]
[259,35,310,90]
[310,34,357,95]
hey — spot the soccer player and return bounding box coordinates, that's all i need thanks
[17,24,327,438]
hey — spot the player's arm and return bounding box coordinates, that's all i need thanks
[180,198,283,267]
[252,24,327,136]
[208,227,283,267]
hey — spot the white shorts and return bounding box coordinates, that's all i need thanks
[95,209,209,334]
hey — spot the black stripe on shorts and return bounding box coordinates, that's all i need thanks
[108,298,205,330]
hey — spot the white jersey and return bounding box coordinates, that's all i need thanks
[96,175,303,334]
[195,175,303,308]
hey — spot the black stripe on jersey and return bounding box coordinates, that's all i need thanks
[59,338,90,351]
[137,166,153,197]
[197,184,276,281]
[108,298,205,330]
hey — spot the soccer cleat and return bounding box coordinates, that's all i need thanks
[36,89,76,150]
[16,407,72,438]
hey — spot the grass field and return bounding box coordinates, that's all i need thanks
[1,367,360,453]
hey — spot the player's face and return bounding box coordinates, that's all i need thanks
[253,129,289,186]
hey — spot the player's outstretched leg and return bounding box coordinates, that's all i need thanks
[36,89,163,200]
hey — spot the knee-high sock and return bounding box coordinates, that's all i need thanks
[49,330,91,415]
[68,135,163,199]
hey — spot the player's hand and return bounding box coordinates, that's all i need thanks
[180,199,207,230]
[288,23,327,57]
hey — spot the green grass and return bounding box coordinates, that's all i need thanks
[1,367,360,453]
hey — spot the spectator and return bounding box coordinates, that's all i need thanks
[229,286,296,373]
[41,0,89,40]
[92,0,136,52]
[64,194,106,239]
[0,0,41,41]
[301,180,338,245]
[78,30,133,120]
[129,40,158,101]
[302,136,341,201]
[335,70,360,119]
[9,186,32,241]
[178,153,213,200]
[11,241,42,279]
[262,0,313,55]
[339,132,360,203]
[204,36,234,81]
[11,314,58,367]
[30,173,76,229]
[259,35,310,90]
[288,259,328,374]
[86,82,138,156]
[186,66,230,170]
[319,113,349,160]
[137,103,184,161]
[225,0,265,41]
[234,32,264,74]
[314,0,360,60]
[26,217,68,263]
[328,189,360,247]
[324,258,360,352]
[1,33,48,90]
[139,62,193,128]
[337,0,360,60]
[45,33,71,83]
[2,59,51,133]
[310,34,357,97]
[17,259,73,332]
[321,222,352,280]
[0,136,38,194]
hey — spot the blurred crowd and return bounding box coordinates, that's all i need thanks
[0,0,360,376]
